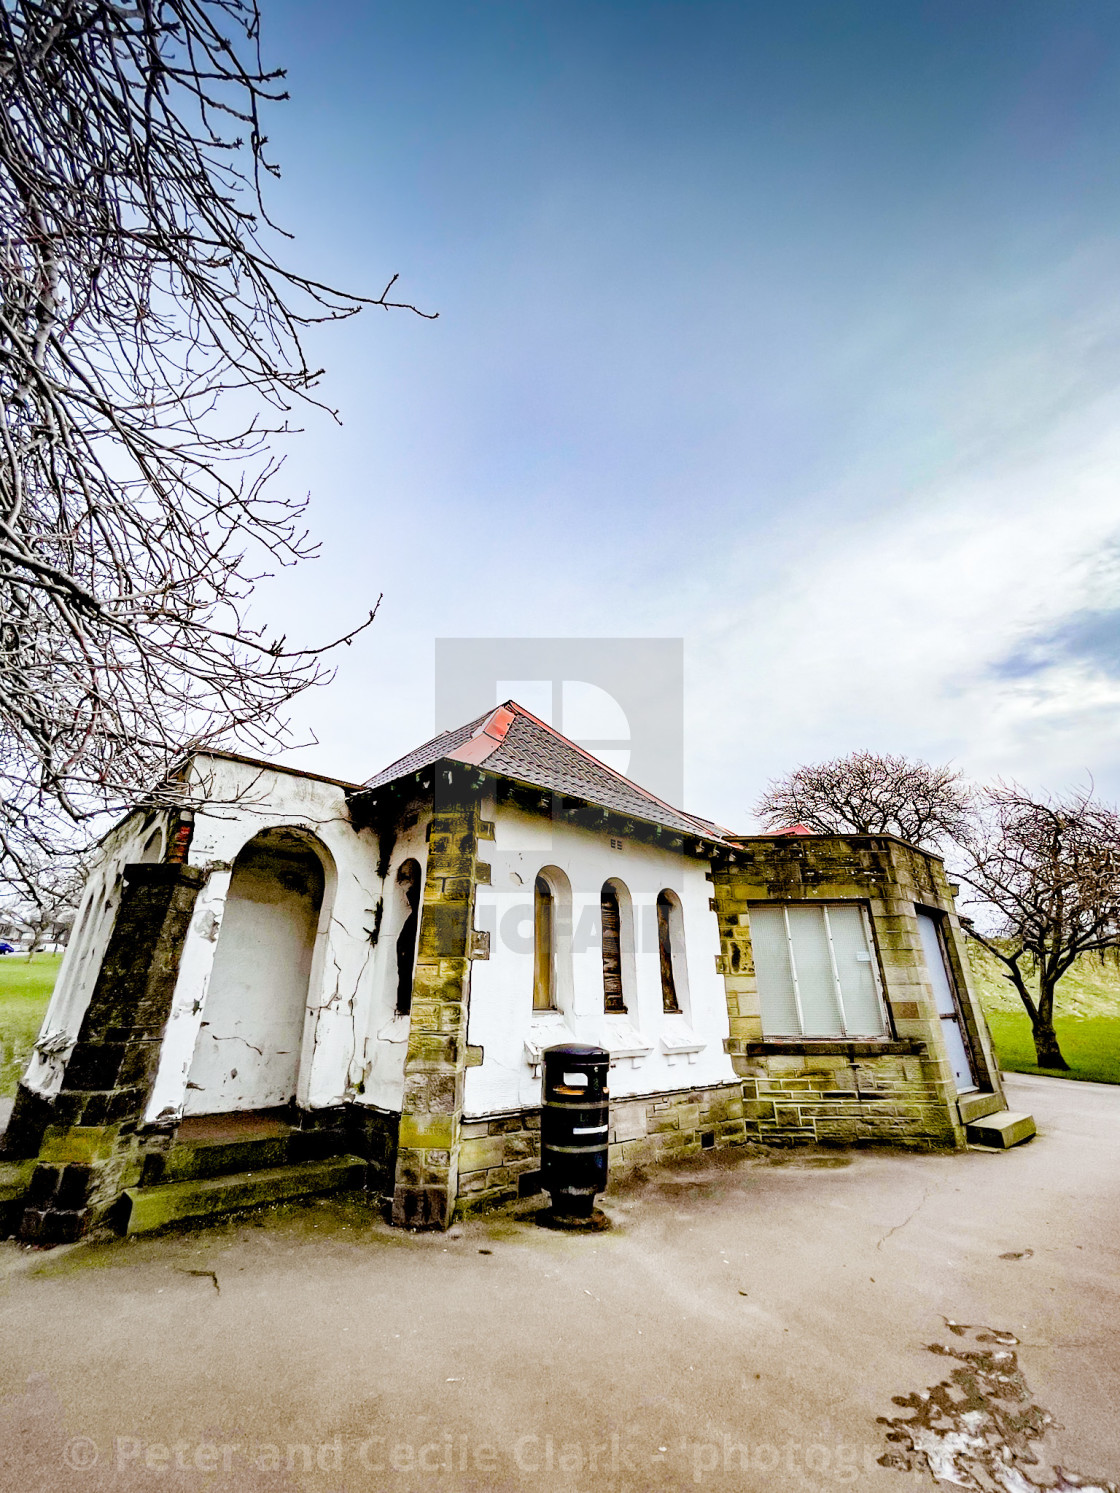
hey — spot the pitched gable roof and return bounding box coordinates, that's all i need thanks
[362,701,730,842]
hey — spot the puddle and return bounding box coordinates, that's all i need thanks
[879,1322,1117,1491]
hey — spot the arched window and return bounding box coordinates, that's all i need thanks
[532,866,572,1015]
[395,859,421,1016]
[601,881,626,1013]
[533,875,556,1010]
[657,891,682,1013]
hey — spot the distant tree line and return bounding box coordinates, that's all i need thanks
[756,754,1120,1072]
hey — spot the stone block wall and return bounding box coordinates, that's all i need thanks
[456,1110,542,1213]
[455,1082,749,1214]
[738,1049,956,1148]
[392,768,485,1229]
[10,863,208,1242]
[607,1082,747,1168]
[710,833,1003,1151]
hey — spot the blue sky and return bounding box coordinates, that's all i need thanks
[248,0,1120,825]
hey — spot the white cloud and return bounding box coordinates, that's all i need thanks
[684,386,1120,825]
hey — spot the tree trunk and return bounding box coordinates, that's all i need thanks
[1031,970,1070,1070]
[1030,1012,1069,1070]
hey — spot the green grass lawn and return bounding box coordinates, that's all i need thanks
[0,952,62,1099]
[967,943,1120,1085]
[982,1010,1120,1085]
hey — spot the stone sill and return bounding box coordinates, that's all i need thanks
[660,1019,706,1066]
[737,1039,927,1058]
[524,1015,573,1078]
[604,1017,653,1069]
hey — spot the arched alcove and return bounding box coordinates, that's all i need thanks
[533,876,556,1010]
[185,827,329,1115]
[137,825,164,863]
[394,859,422,1015]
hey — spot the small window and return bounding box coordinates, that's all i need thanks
[395,860,421,1016]
[657,891,682,1014]
[533,875,556,1011]
[601,882,626,1013]
[749,903,886,1039]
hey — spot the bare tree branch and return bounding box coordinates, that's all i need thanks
[754,750,974,850]
[0,0,431,896]
[958,782,1120,1070]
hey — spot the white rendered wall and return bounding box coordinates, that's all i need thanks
[347,817,429,1111]
[22,810,169,1097]
[145,755,424,1124]
[465,800,734,1117]
[34,751,733,1126]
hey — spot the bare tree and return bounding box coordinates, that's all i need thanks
[0,0,432,899]
[958,784,1120,1070]
[754,751,973,850]
[0,854,83,953]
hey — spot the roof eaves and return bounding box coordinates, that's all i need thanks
[472,765,732,846]
[358,699,736,844]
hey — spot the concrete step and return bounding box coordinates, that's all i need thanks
[120,1155,367,1235]
[965,1111,1037,1149]
[957,1091,1005,1125]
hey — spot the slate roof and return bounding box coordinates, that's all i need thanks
[361,711,493,789]
[361,701,731,842]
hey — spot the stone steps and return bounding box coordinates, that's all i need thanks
[161,1133,292,1182]
[0,1158,36,1233]
[965,1111,1037,1149]
[0,1157,35,1203]
[120,1155,367,1234]
[957,1091,1005,1124]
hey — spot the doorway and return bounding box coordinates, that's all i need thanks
[916,909,977,1093]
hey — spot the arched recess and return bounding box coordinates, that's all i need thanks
[394,859,422,1015]
[185,826,332,1115]
[138,825,164,863]
[656,889,690,1016]
[534,865,573,1014]
[601,878,636,1015]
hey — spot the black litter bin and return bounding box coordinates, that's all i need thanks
[540,1044,610,1218]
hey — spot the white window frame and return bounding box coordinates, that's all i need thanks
[763,902,890,1040]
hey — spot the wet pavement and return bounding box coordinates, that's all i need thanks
[0,1072,1117,1492]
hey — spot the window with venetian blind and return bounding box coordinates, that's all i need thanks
[747,903,887,1039]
